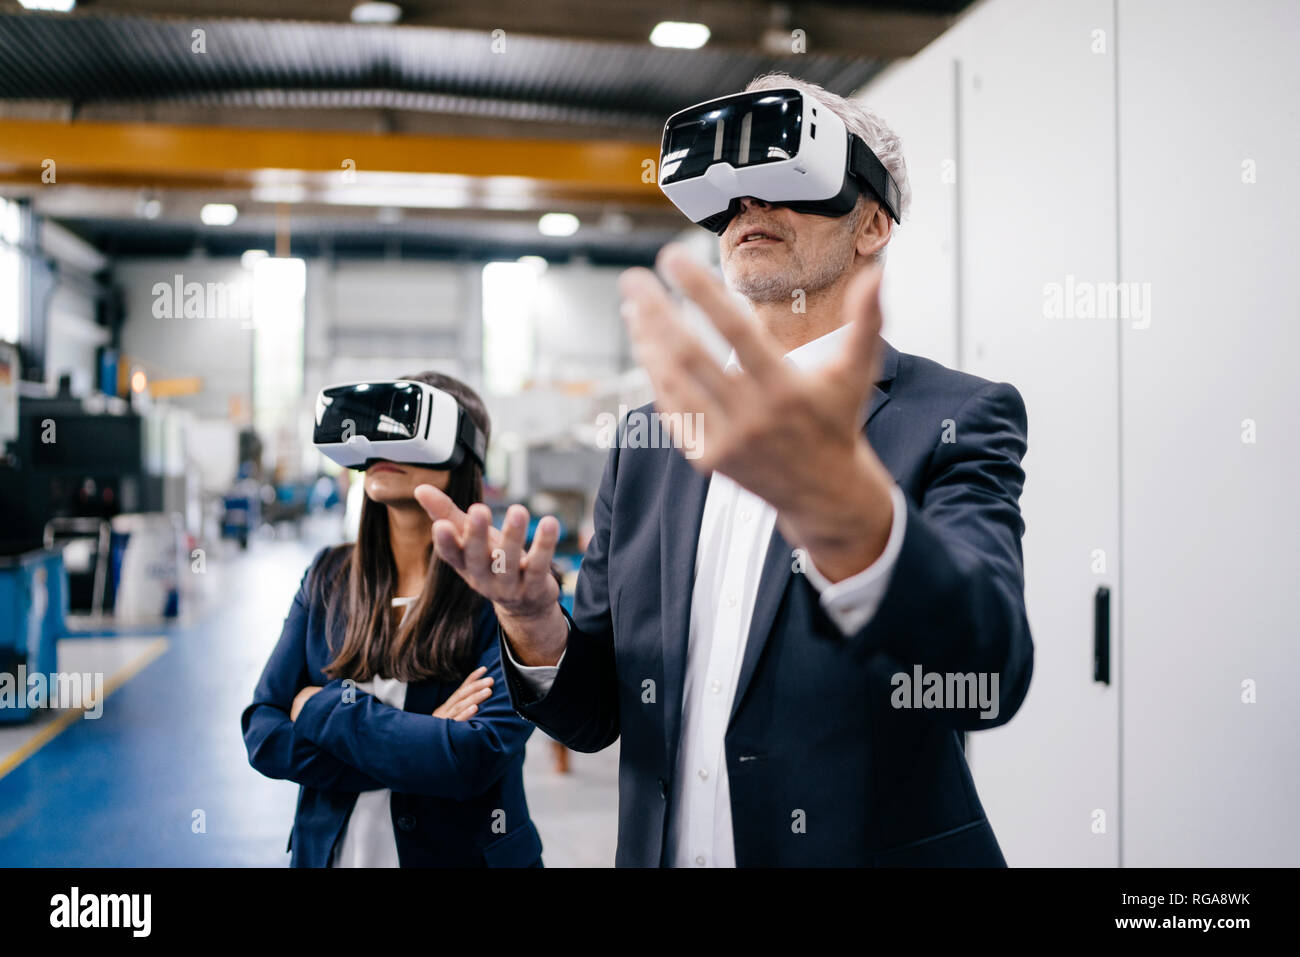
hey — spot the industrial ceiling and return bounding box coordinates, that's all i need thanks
[0,1,973,261]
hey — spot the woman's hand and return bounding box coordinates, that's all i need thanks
[290,685,322,721]
[432,666,494,721]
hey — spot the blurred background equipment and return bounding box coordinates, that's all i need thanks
[0,548,66,724]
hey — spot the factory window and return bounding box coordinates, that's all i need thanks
[0,198,21,345]
[251,257,307,433]
[482,260,540,395]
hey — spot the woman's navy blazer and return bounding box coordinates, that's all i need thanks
[240,545,542,867]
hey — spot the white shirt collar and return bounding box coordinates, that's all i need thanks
[723,321,854,374]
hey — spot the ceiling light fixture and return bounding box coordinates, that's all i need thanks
[200,203,238,226]
[350,2,402,24]
[538,213,579,237]
[650,21,711,49]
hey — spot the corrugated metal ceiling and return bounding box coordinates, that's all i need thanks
[0,4,972,258]
[0,12,885,130]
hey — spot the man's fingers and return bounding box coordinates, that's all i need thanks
[839,265,886,390]
[521,514,561,588]
[498,504,529,579]
[414,483,467,532]
[618,266,735,413]
[461,503,495,576]
[432,520,469,575]
[620,294,731,448]
[656,243,787,383]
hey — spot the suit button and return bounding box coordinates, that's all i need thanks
[397,815,416,832]
[658,778,668,799]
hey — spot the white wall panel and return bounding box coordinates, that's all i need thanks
[956,0,1122,869]
[860,47,960,367]
[864,0,1300,868]
[1117,0,1300,866]
[864,0,1122,866]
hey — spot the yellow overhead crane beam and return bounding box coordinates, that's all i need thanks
[0,118,667,205]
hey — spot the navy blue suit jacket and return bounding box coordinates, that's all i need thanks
[500,339,1032,867]
[241,546,541,867]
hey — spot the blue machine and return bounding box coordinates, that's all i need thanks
[0,549,68,724]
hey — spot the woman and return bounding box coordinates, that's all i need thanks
[241,372,542,867]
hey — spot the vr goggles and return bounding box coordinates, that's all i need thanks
[658,87,902,234]
[313,380,487,472]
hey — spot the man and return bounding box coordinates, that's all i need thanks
[416,73,1032,866]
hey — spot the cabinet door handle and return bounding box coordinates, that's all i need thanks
[1093,585,1111,685]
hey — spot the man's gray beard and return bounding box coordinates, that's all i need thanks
[724,242,854,305]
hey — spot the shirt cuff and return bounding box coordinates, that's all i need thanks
[802,483,908,636]
[501,617,569,698]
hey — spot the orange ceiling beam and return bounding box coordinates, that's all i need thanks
[0,119,664,199]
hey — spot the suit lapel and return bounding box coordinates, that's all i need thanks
[864,336,900,429]
[728,524,794,725]
[726,337,900,725]
[659,449,711,773]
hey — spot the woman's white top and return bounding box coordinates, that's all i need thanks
[331,596,415,868]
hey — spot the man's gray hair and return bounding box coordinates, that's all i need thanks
[744,73,911,258]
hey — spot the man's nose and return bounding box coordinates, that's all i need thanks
[737,196,773,212]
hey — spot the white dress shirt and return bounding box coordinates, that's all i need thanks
[507,324,908,866]
[331,596,415,868]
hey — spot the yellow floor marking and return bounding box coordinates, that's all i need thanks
[0,636,170,781]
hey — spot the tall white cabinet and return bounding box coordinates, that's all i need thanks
[862,0,1300,865]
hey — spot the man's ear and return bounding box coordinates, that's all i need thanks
[854,202,892,261]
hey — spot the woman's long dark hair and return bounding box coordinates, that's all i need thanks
[318,371,490,684]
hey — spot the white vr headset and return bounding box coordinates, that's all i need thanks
[658,87,902,234]
[312,379,487,471]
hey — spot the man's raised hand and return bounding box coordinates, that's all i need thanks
[616,243,896,582]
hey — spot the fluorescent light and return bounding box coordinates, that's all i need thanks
[650,21,710,49]
[18,1,76,11]
[200,203,238,226]
[241,249,269,271]
[517,255,548,275]
[351,2,401,23]
[538,213,579,237]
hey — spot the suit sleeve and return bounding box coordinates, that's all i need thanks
[498,440,621,753]
[859,381,1034,731]
[292,608,536,799]
[240,551,387,792]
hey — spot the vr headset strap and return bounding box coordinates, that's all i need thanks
[456,408,487,471]
[849,136,903,224]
